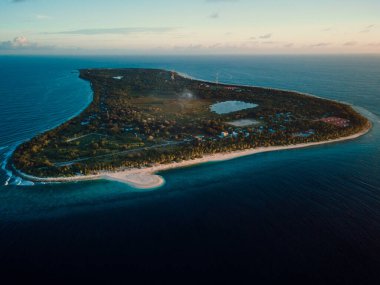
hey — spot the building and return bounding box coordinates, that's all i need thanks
[320,117,350,127]
[219,131,229,138]
[224,86,237,91]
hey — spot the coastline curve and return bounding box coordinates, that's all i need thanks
[9,68,373,189]
[13,120,371,189]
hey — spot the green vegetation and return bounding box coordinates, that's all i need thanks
[11,68,370,177]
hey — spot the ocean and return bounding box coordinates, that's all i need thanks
[0,55,379,283]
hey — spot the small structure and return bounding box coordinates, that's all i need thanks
[319,117,350,127]
[219,131,229,138]
[293,129,315,138]
[227,119,260,127]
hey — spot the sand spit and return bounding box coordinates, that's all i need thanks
[14,122,371,189]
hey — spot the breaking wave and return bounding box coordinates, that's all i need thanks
[1,144,34,187]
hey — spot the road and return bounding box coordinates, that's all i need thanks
[54,139,192,167]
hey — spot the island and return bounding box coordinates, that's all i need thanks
[10,68,371,188]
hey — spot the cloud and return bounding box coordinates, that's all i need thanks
[36,14,52,20]
[174,44,204,50]
[284,43,294,48]
[209,12,219,19]
[0,36,30,49]
[343,41,357,46]
[259,33,272,39]
[0,41,13,49]
[209,43,223,48]
[48,27,176,35]
[0,36,54,52]
[360,24,375,33]
[0,36,32,50]
[322,27,332,32]
[14,36,29,46]
[310,42,331,47]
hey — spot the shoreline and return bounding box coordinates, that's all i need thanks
[9,69,373,189]
[14,122,372,189]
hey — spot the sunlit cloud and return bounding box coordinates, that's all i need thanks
[343,41,357,46]
[209,43,223,48]
[1,0,379,54]
[13,36,29,46]
[310,42,331,47]
[0,36,30,48]
[0,36,55,52]
[259,33,272,39]
[48,27,176,35]
[174,44,204,50]
[360,24,375,33]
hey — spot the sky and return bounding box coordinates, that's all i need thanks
[0,0,379,55]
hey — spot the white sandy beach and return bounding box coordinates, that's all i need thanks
[15,122,371,189]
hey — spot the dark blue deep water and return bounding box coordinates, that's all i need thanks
[0,55,380,283]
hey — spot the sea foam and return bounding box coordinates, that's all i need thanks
[1,144,34,186]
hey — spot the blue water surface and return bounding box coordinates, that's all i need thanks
[210,100,258,114]
[0,55,379,282]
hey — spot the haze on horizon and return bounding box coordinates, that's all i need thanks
[0,0,379,55]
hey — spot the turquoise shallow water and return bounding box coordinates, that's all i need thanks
[0,55,379,282]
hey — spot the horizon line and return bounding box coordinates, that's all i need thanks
[1,53,380,57]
